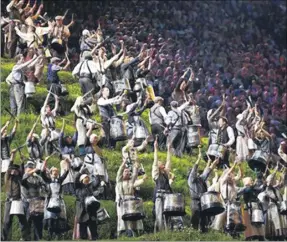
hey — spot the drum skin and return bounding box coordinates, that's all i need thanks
[122,197,145,221]
[200,191,225,216]
[207,144,225,161]
[10,200,25,215]
[163,193,186,216]
[248,150,267,172]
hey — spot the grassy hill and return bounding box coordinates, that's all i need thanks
[0,58,251,241]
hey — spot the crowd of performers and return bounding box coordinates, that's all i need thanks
[1,0,287,241]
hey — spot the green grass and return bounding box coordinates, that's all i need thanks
[0,58,251,241]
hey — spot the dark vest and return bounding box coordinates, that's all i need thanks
[217,126,229,144]
[47,64,60,84]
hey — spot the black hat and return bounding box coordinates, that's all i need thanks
[9,164,20,170]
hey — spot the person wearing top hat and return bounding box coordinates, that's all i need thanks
[216,115,235,167]
[2,149,30,241]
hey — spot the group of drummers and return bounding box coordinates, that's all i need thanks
[2,0,287,241]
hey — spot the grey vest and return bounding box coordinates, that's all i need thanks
[150,104,165,125]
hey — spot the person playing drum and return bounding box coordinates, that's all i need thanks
[237,176,265,241]
[74,166,102,240]
[116,148,147,237]
[2,149,30,241]
[40,157,70,240]
[216,116,235,167]
[21,162,47,241]
[152,136,173,232]
[97,86,125,149]
[1,119,18,177]
[188,152,219,233]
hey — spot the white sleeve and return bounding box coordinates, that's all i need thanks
[225,126,235,146]
[159,106,167,119]
[72,62,81,76]
[97,97,121,106]
[278,146,287,163]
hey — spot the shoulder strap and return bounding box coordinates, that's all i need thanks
[79,61,86,75]
[170,110,180,128]
[86,61,93,78]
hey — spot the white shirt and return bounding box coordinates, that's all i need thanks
[72,60,98,77]
[148,106,167,124]
[97,96,122,106]
[223,126,235,147]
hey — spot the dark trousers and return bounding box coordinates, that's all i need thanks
[79,220,98,240]
[151,124,166,150]
[191,209,208,233]
[2,201,29,241]
[28,215,44,241]
[102,119,116,149]
[79,77,94,95]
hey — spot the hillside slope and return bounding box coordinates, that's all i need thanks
[0,59,249,240]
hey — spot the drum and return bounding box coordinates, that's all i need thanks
[187,125,200,148]
[250,202,264,225]
[163,193,186,216]
[95,162,105,176]
[97,208,110,224]
[10,200,24,215]
[1,158,10,173]
[110,116,127,141]
[134,122,148,141]
[47,197,61,213]
[226,202,246,232]
[207,144,226,161]
[122,197,145,221]
[248,138,257,150]
[85,196,100,215]
[112,79,128,94]
[248,150,268,172]
[24,81,36,98]
[51,38,66,54]
[72,157,83,169]
[29,197,45,215]
[191,113,201,127]
[280,201,287,215]
[200,191,225,216]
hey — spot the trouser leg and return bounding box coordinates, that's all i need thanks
[191,209,200,230]
[79,222,88,240]
[9,85,17,116]
[32,215,44,240]
[88,220,98,240]
[18,214,30,241]
[151,124,166,150]
[14,84,25,116]
[2,214,13,241]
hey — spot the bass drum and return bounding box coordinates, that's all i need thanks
[200,191,225,216]
[248,150,268,172]
[207,144,226,161]
[187,125,200,148]
[51,38,66,54]
[112,79,128,95]
[122,196,145,221]
[134,121,148,141]
[110,116,127,141]
[10,200,24,215]
[29,197,45,216]
[163,193,186,216]
[250,202,264,225]
[24,81,36,98]
[97,208,110,224]
[226,202,246,232]
[85,196,101,215]
[47,197,61,213]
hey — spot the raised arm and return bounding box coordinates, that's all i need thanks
[13,55,37,71]
[188,152,201,187]
[27,122,37,140]
[103,48,123,70]
[116,159,126,183]
[1,120,10,135]
[165,139,172,173]
[152,136,159,180]
[52,95,59,113]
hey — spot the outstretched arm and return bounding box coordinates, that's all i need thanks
[152,136,159,180]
